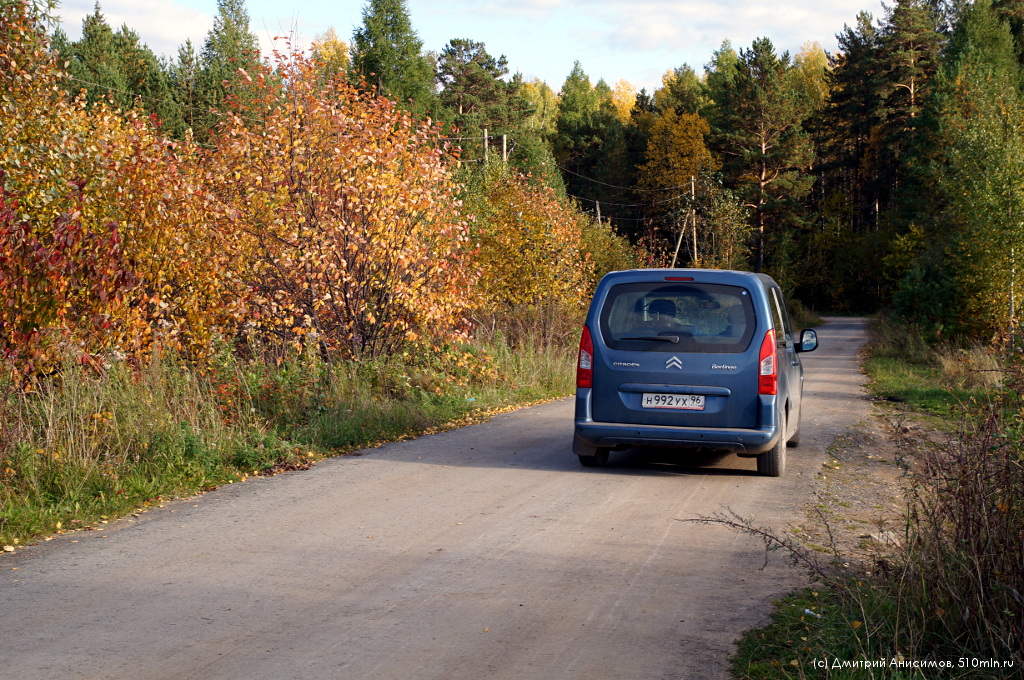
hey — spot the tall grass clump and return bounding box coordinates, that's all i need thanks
[863,316,997,416]
[0,351,294,545]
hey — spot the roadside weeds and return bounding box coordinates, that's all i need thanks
[727,327,1024,679]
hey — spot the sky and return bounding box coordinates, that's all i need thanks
[55,0,882,93]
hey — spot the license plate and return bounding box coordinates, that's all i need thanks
[642,393,705,410]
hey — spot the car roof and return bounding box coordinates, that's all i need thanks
[599,268,777,288]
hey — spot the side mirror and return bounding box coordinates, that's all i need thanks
[796,328,818,353]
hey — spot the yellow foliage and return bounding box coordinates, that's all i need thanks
[638,111,718,211]
[311,28,350,80]
[610,79,637,124]
[465,164,592,309]
[1,7,474,369]
[0,2,242,367]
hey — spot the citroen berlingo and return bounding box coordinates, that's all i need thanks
[573,269,818,476]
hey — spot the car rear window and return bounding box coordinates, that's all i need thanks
[598,282,756,353]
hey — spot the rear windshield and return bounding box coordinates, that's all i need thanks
[598,282,756,353]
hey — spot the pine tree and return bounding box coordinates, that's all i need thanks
[653,64,707,115]
[875,0,944,203]
[816,12,883,233]
[54,3,182,134]
[906,0,1024,335]
[435,39,543,178]
[169,40,201,136]
[553,63,631,224]
[194,0,261,141]
[437,39,522,133]
[61,4,126,106]
[114,26,183,134]
[553,61,602,191]
[702,41,740,126]
[992,0,1024,58]
[709,37,815,276]
[349,0,436,117]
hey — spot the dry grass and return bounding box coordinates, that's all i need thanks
[933,342,1004,390]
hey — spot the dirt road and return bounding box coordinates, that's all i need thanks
[1,318,871,680]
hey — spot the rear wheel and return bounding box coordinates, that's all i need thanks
[758,417,787,477]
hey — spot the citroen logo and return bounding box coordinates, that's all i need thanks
[665,356,683,370]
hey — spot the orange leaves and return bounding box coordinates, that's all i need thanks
[204,47,475,360]
[1,5,590,374]
[0,3,243,369]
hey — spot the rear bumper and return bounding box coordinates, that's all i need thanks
[574,389,781,456]
[573,421,780,455]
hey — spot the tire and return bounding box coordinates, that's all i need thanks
[758,416,787,477]
[578,449,610,467]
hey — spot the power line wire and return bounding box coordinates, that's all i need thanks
[556,164,693,193]
[567,192,687,209]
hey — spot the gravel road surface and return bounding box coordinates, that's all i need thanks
[1,317,871,680]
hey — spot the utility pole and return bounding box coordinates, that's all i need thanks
[671,212,683,268]
[483,128,488,162]
[690,176,697,266]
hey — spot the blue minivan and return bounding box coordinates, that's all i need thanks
[573,269,818,476]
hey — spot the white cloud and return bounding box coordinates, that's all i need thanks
[59,0,212,58]
[452,0,562,19]
[585,0,873,89]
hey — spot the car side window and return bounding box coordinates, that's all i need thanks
[769,288,792,347]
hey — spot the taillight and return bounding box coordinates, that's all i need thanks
[758,329,777,395]
[577,326,594,388]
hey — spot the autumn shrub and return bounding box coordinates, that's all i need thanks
[580,217,642,285]
[2,1,244,367]
[459,161,631,354]
[462,162,593,311]
[778,331,1024,675]
[0,106,245,366]
[0,181,137,375]
[208,47,475,361]
[784,355,1024,676]
[0,2,581,550]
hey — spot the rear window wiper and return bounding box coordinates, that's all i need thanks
[621,335,681,344]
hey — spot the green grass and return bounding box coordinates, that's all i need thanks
[0,334,575,548]
[862,356,978,417]
[861,318,1004,419]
